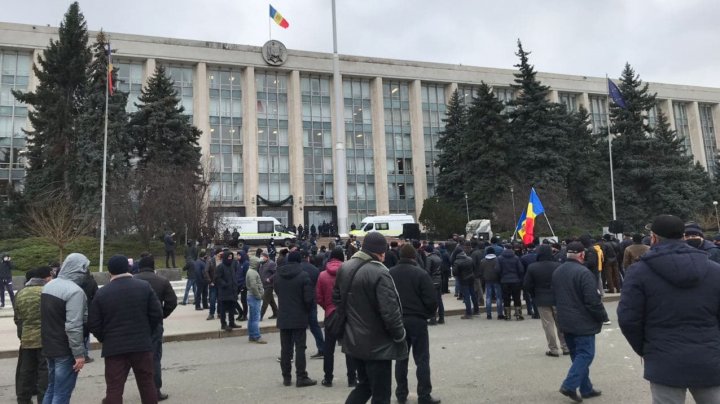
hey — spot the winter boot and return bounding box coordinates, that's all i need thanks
[515,307,524,321]
[503,307,512,321]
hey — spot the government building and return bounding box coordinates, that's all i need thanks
[1,22,719,231]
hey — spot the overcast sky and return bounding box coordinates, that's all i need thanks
[4,0,720,88]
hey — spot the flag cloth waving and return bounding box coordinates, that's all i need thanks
[269,5,290,29]
[607,78,626,109]
[515,188,545,246]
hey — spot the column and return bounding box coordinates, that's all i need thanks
[409,79,427,217]
[371,77,389,215]
[688,101,706,166]
[194,62,211,166]
[548,89,559,103]
[144,58,156,87]
[579,92,590,111]
[287,70,304,224]
[242,67,258,216]
[446,82,458,104]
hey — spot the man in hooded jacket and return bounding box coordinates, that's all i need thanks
[275,251,317,387]
[41,253,90,404]
[619,215,720,403]
[214,251,240,332]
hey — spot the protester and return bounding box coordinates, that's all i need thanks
[452,242,476,319]
[618,215,720,403]
[180,257,196,306]
[424,244,444,325]
[193,251,209,311]
[214,251,240,332]
[89,255,163,404]
[246,253,267,344]
[1,253,16,307]
[163,232,176,269]
[274,251,317,387]
[14,266,52,404]
[480,247,503,319]
[498,245,525,321]
[389,244,440,404]
[41,253,90,404]
[552,242,606,402]
[523,245,568,357]
[259,253,278,320]
[333,232,407,404]
[299,251,324,359]
[683,222,720,263]
[622,233,650,271]
[134,254,178,400]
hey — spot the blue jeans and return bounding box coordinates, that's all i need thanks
[182,278,197,305]
[460,284,475,315]
[308,305,324,353]
[209,286,218,316]
[247,295,262,340]
[485,282,504,316]
[561,334,595,396]
[43,356,78,404]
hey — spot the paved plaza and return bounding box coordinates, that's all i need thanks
[0,301,670,403]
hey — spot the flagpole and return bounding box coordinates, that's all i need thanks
[99,36,110,273]
[512,207,526,242]
[605,74,618,221]
[268,12,272,40]
[532,187,556,239]
[331,0,349,236]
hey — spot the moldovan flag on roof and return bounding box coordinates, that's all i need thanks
[515,188,545,246]
[269,5,290,29]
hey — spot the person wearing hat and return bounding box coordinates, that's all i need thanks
[89,255,163,404]
[215,251,241,332]
[389,244,440,404]
[424,243,444,325]
[618,215,720,403]
[622,234,650,271]
[41,253,91,404]
[134,255,178,400]
[552,241,607,402]
[333,231,407,404]
[683,222,720,263]
[274,251,317,387]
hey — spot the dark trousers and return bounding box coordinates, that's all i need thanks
[165,251,175,268]
[218,300,236,327]
[322,324,357,382]
[103,351,157,404]
[502,282,523,308]
[345,358,392,404]
[308,305,324,353]
[194,282,208,309]
[0,278,15,306]
[261,286,278,318]
[280,329,308,379]
[16,347,47,404]
[151,324,163,393]
[395,316,432,401]
[434,285,444,320]
[441,270,450,293]
[236,287,248,319]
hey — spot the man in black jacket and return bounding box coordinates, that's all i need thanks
[88,255,163,404]
[618,215,720,403]
[163,232,176,268]
[333,232,408,404]
[424,244,444,325]
[300,251,324,359]
[552,242,606,402]
[390,245,440,404]
[453,242,476,319]
[274,251,316,387]
[134,255,178,401]
[523,245,567,357]
[215,251,240,332]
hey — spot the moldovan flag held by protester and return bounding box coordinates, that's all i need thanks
[515,188,545,246]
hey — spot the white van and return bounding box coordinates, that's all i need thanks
[218,216,296,246]
[349,214,415,237]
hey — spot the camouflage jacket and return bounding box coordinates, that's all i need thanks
[14,278,45,349]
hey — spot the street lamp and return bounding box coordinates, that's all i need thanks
[510,186,517,228]
[464,192,470,223]
[714,201,719,233]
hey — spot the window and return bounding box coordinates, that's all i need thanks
[344,78,375,219]
[116,61,143,113]
[384,80,414,215]
[302,75,333,205]
[700,104,717,174]
[209,68,243,205]
[0,50,31,190]
[673,102,691,155]
[646,104,659,129]
[166,65,194,117]
[589,95,608,134]
[422,83,446,195]
[376,223,389,231]
[258,221,274,233]
[559,92,577,112]
[257,72,290,201]
[457,85,478,106]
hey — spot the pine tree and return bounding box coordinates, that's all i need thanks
[130,64,201,172]
[608,64,658,229]
[435,89,468,208]
[12,2,91,200]
[129,64,203,242]
[463,82,511,216]
[73,32,132,214]
[508,40,572,188]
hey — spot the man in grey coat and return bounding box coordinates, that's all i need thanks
[552,242,607,403]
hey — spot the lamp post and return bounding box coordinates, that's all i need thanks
[510,186,517,228]
[464,192,470,223]
[714,201,719,233]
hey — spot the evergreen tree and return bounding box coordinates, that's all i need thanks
[435,89,468,208]
[608,64,658,229]
[463,82,511,216]
[645,111,712,222]
[12,2,91,200]
[129,64,203,242]
[130,64,201,172]
[73,32,132,214]
[508,40,572,188]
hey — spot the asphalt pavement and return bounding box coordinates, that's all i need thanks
[0,301,672,404]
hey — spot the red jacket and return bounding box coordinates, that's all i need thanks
[316,259,342,319]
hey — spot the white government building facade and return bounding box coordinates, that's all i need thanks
[1,22,720,229]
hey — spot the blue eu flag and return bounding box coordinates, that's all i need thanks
[608,79,627,109]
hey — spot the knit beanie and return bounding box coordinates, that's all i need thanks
[139,255,155,270]
[399,243,416,259]
[361,232,388,255]
[108,255,129,275]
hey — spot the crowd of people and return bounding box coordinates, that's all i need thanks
[7,214,720,403]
